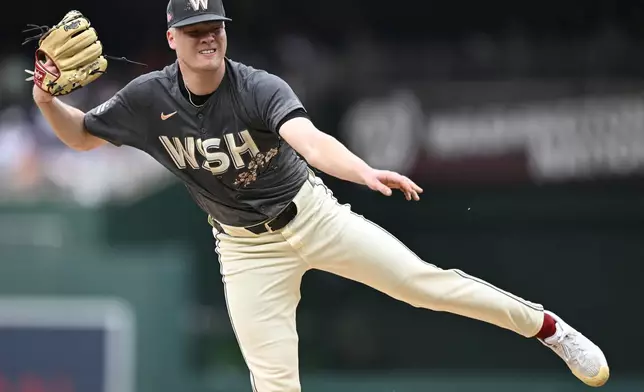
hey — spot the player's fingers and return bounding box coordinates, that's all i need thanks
[400,178,415,194]
[404,176,423,193]
[370,179,392,196]
[408,183,420,201]
[380,185,393,196]
[398,181,416,201]
[380,173,415,198]
[402,187,419,201]
[397,177,421,201]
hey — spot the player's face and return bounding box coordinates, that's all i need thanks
[168,21,227,72]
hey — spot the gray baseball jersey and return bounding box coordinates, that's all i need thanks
[83,58,309,226]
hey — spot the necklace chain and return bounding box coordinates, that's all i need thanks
[186,87,205,108]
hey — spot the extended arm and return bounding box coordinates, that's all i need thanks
[249,70,422,200]
[279,117,423,201]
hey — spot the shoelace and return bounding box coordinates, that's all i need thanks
[554,331,589,366]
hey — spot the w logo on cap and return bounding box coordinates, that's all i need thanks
[188,0,208,11]
[167,0,230,27]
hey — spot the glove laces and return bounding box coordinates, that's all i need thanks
[21,23,148,68]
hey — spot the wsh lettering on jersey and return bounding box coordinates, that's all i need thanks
[159,131,278,186]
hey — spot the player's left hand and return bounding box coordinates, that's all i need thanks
[362,169,423,201]
[24,10,108,96]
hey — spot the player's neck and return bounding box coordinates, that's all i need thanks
[179,61,226,96]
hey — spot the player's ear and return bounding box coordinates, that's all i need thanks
[167,28,177,50]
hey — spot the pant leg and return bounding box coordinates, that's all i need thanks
[286,175,544,338]
[215,228,308,392]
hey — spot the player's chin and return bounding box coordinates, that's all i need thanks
[195,56,223,71]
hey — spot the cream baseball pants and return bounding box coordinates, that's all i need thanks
[213,172,545,392]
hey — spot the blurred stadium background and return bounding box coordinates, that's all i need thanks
[1,0,643,391]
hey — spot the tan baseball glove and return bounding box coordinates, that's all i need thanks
[25,10,108,96]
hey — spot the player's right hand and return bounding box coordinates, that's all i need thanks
[362,168,423,201]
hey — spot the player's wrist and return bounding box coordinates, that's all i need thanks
[356,165,376,185]
[32,85,54,104]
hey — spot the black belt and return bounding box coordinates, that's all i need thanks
[211,201,298,235]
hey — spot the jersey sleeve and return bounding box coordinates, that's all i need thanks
[83,79,148,148]
[248,71,306,133]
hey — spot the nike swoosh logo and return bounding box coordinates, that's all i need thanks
[160,111,177,120]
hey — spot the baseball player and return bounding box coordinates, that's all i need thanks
[27,2,609,391]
